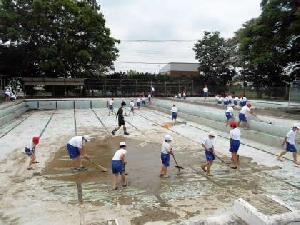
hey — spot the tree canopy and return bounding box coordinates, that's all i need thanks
[193,31,236,86]
[0,0,119,78]
[235,0,300,85]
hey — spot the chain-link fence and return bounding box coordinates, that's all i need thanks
[21,78,300,103]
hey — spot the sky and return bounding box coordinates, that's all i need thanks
[97,0,262,73]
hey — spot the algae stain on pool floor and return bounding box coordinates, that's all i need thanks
[41,135,292,223]
[43,136,211,206]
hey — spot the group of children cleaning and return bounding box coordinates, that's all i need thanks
[23,96,300,189]
[108,94,151,116]
[24,119,299,189]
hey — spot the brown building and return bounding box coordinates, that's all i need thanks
[159,62,200,76]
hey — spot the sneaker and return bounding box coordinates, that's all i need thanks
[71,167,80,172]
[79,167,88,171]
[111,130,115,135]
[124,132,129,135]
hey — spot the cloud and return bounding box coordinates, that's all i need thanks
[98,0,261,73]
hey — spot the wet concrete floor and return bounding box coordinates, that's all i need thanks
[41,135,295,224]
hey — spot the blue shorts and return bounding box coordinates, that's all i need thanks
[217,101,222,104]
[203,92,208,97]
[137,102,141,106]
[240,101,246,107]
[111,160,124,174]
[233,100,238,106]
[161,153,170,167]
[205,150,215,161]
[230,140,240,152]
[225,112,232,120]
[172,112,177,120]
[67,143,80,159]
[286,142,297,152]
[142,100,145,105]
[25,147,33,156]
[224,101,229,106]
[109,105,113,110]
[239,113,247,122]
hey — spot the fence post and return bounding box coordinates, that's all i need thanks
[191,80,194,96]
[288,84,291,109]
[135,80,137,96]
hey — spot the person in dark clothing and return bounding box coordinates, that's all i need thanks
[112,102,129,135]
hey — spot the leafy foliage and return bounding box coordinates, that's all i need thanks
[236,0,300,86]
[193,31,236,86]
[0,0,119,78]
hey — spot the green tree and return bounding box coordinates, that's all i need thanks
[0,0,119,78]
[193,31,235,86]
[236,0,300,86]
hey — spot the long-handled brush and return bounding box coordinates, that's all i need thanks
[86,158,108,172]
[171,154,184,172]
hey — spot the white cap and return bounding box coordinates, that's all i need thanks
[292,123,300,129]
[120,141,126,146]
[164,134,172,141]
[83,135,91,141]
[208,131,216,137]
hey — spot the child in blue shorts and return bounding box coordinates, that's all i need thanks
[277,124,300,165]
[171,104,178,126]
[160,135,173,178]
[229,121,241,169]
[111,141,127,190]
[201,132,216,176]
[25,136,40,170]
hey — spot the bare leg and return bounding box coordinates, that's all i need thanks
[201,162,209,172]
[231,152,238,168]
[113,174,119,189]
[121,173,126,186]
[74,156,82,167]
[160,165,165,176]
[206,161,213,176]
[292,152,299,165]
[277,151,287,161]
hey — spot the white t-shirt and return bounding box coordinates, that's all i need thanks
[183,92,186,96]
[224,96,229,102]
[242,97,247,101]
[112,149,127,160]
[219,97,224,102]
[26,140,36,150]
[137,98,141,103]
[68,136,84,148]
[130,101,134,107]
[234,97,239,101]
[230,128,241,141]
[161,141,171,154]
[171,106,178,113]
[142,97,146,101]
[109,100,113,106]
[151,87,155,92]
[203,87,208,92]
[5,89,10,96]
[202,137,214,149]
[226,106,234,115]
[286,130,296,145]
[240,106,250,114]
[148,94,151,98]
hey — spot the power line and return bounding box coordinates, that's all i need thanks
[116,62,169,64]
[121,40,196,42]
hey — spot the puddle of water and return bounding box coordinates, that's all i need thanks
[41,136,297,223]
